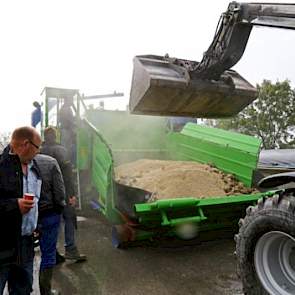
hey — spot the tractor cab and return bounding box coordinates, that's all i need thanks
[41,87,80,142]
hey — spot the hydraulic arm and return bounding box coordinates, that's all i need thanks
[191,2,295,80]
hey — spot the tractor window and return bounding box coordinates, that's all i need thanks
[47,97,58,127]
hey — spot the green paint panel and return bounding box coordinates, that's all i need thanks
[167,123,261,187]
[182,123,260,154]
[78,120,122,223]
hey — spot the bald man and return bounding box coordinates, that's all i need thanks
[0,126,42,295]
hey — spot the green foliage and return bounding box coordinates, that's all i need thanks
[214,80,295,149]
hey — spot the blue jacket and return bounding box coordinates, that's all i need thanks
[31,107,42,128]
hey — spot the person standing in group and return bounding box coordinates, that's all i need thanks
[0,126,42,294]
[41,127,86,262]
[35,153,66,295]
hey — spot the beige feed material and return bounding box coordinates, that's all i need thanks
[115,159,256,201]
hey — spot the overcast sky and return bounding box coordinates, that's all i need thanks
[1,0,295,132]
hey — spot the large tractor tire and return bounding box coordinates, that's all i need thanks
[235,193,295,295]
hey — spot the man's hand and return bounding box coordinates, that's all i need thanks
[18,198,34,215]
[68,196,76,206]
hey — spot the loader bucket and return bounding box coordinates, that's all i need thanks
[129,55,257,118]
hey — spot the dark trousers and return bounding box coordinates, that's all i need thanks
[39,213,61,270]
[0,236,34,295]
[63,205,77,251]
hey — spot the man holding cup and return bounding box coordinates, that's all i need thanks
[0,126,42,294]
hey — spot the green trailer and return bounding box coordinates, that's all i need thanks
[76,108,276,247]
[41,87,276,247]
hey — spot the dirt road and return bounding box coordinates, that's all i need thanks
[52,212,243,295]
[5,211,243,295]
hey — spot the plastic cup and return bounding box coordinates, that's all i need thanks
[24,193,35,200]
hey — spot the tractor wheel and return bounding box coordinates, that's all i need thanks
[235,193,295,295]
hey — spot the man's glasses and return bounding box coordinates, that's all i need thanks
[29,140,40,150]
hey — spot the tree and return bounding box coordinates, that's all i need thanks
[0,132,10,153]
[214,80,295,149]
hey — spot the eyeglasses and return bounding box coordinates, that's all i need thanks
[29,140,40,150]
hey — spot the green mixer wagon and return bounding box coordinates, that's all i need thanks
[76,111,275,247]
[41,87,275,247]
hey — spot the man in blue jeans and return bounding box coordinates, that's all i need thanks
[35,153,65,295]
[0,126,42,295]
[41,127,86,262]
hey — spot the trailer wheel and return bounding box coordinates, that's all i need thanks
[235,193,295,295]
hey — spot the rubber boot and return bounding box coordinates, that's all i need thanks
[39,268,61,295]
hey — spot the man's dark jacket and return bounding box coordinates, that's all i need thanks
[34,154,66,217]
[40,142,76,201]
[0,146,41,264]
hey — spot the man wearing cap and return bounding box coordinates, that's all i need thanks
[41,127,86,262]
